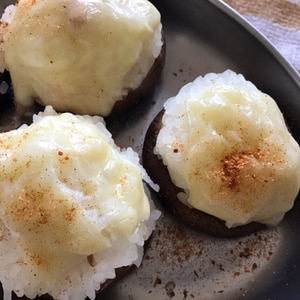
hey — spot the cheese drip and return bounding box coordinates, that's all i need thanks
[155,70,300,228]
[1,0,162,115]
[0,107,150,279]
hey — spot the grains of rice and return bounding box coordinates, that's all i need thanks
[0,106,160,300]
[0,4,16,72]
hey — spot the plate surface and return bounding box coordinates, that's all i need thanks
[1,0,300,299]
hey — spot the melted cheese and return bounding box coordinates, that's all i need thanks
[1,0,162,115]
[155,70,300,227]
[0,108,150,277]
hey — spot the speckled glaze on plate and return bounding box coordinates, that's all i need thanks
[1,0,300,299]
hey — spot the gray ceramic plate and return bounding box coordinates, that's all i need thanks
[1,0,300,299]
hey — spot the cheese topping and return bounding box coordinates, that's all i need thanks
[0,107,150,277]
[1,0,162,115]
[155,70,300,227]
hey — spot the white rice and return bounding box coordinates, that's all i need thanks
[0,106,160,300]
[0,4,16,72]
[0,1,163,116]
[155,70,300,227]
